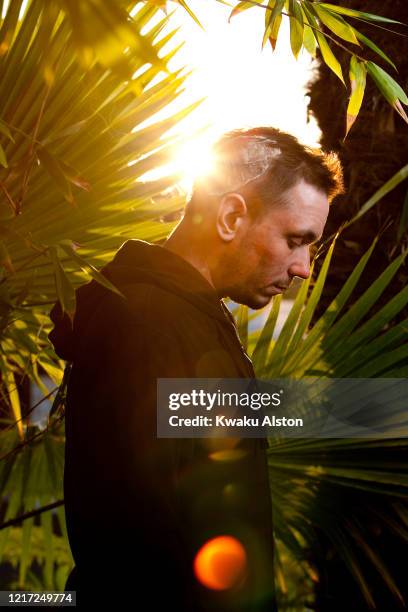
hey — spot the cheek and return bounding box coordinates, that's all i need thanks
[254,241,284,267]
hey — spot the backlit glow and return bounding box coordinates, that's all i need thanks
[134,0,320,190]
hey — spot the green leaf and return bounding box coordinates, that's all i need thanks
[302,3,344,84]
[236,304,248,350]
[333,286,408,376]
[41,508,54,589]
[55,158,91,192]
[315,30,345,84]
[59,242,125,300]
[366,62,408,122]
[228,1,256,21]
[346,56,366,137]
[286,241,337,357]
[0,240,15,273]
[0,143,8,168]
[0,119,14,142]
[336,321,407,378]
[266,266,314,376]
[282,238,377,375]
[251,294,282,372]
[48,246,76,320]
[397,188,408,242]
[313,4,359,46]
[43,432,59,493]
[19,517,34,586]
[37,147,74,206]
[352,29,396,71]
[319,4,405,25]
[288,0,304,59]
[311,251,407,372]
[346,164,408,226]
[1,366,24,440]
[263,0,285,50]
[302,15,316,57]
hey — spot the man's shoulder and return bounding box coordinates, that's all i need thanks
[98,281,216,336]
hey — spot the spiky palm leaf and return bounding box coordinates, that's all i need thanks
[0,0,197,417]
[0,0,197,588]
[236,236,408,609]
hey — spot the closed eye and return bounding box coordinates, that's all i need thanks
[287,231,321,248]
[288,239,302,249]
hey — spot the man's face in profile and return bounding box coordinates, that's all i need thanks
[222,179,330,310]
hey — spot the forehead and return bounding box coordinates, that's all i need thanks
[263,179,329,235]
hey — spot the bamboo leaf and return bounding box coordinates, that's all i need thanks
[302,16,316,57]
[346,56,366,137]
[302,3,344,84]
[263,0,284,50]
[367,62,408,104]
[352,29,396,71]
[366,62,408,123]
[315,30,345,84]
[228,1,257,21]
[288,0,303,59]
[319,4,406,25]
[313,4,359,46]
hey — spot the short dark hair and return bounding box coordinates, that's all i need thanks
[185,126,344,219]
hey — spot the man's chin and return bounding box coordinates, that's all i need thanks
[232,293,272,310]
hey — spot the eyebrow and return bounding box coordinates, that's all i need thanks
[290,230,321,243]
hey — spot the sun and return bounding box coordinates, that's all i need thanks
[133,0,321,189]
[167,133,218,193]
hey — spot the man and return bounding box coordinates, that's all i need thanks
[49,127,343,610]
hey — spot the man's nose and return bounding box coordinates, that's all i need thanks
[288,246,310,280]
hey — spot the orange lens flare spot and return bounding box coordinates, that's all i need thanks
[193,535,247,591]
[209,449,248,462]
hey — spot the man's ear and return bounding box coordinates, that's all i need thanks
[216,193,248,242]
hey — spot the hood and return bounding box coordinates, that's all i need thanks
[48,239,238,362]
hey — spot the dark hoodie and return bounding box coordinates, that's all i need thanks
[49,239,277,611]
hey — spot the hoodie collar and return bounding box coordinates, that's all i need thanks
[49,239,239,361]
[104,239,230,325]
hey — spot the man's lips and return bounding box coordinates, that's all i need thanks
[260,284,288,295]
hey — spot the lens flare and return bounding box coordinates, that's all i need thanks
[193,535,248,591]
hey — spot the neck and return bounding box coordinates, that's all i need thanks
[162,217,218,292]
